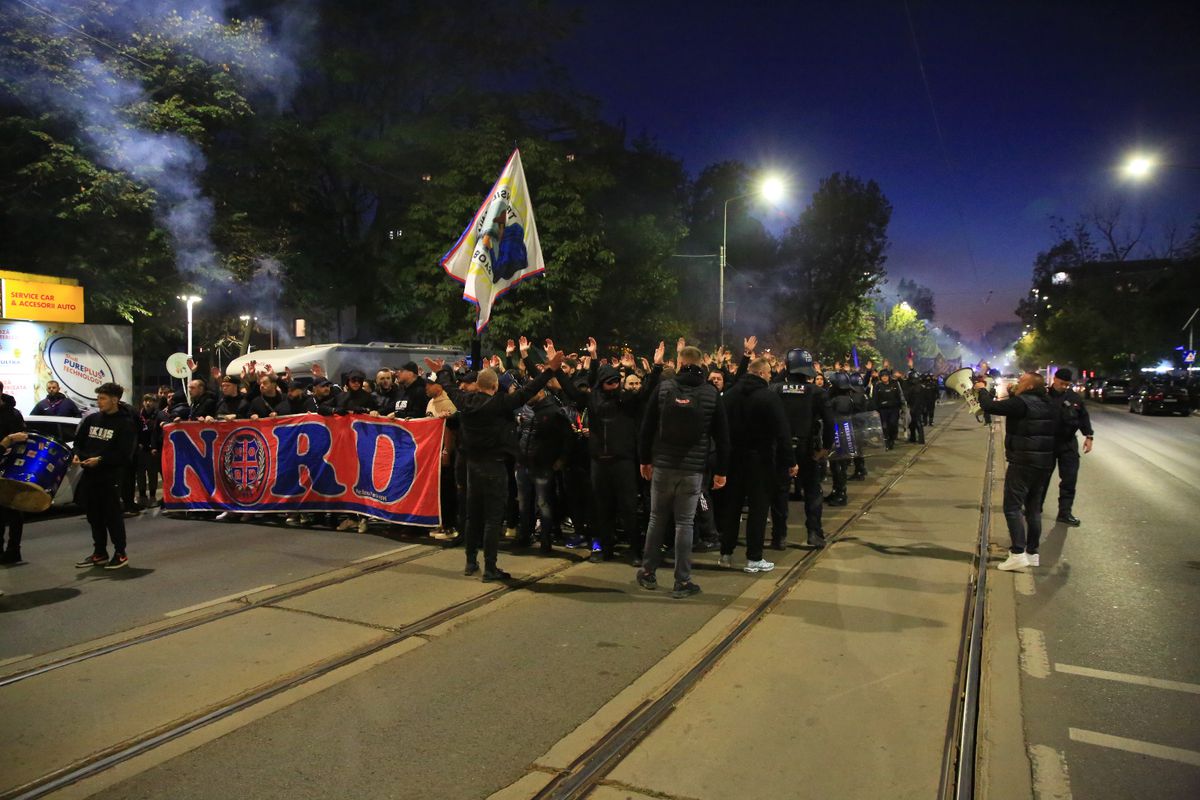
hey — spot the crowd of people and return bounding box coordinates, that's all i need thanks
[11,337,950,594]
[0,338,1096,596]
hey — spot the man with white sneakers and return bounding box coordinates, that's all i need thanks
[976,372,1056,571]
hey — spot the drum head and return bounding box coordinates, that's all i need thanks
[0,478,52,513]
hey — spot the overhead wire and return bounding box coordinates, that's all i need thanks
[13,0,154,69]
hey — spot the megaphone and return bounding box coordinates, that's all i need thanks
[946,368,991,423]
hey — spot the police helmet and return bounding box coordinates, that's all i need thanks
[785,348,816,378]
[830,372,851,391]
[848,373,864,388]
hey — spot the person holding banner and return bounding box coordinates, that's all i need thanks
[432,351,565,582]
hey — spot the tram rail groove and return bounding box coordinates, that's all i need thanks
[3,555,587,800]
[0,542,446,689]
[531,410,961,800]
[939,420,996,799]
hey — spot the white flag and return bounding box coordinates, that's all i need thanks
[440,149,544,333]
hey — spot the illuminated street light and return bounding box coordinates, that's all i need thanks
[721,173,789,345]
[177,294,202,358]
[899,301,913,313]
[1122,153,1157,180]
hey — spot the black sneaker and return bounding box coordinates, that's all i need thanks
[1,549,21,565]
[823,492,848,506]
[636,570,657,590]
[671,580,701,599]
[806,531,827,549]
[770,539,787,551]
[588,550,603,563]
[463,562,480,576]
[691,538,720,553]
[482,568,511,582]
[1057,514,1081,527]
[850,472,866,481]
[75,553,108,568]
[105,553,129,570]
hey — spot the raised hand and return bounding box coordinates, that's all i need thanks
[544,338,558,360]
[620,349,635,368]
[676,337,686,354]
[653,341,666,365]
[311,362,325,379]
[210,366,221,379]
[506,339,516,356]
[518,336,530,356]
[579,355,592,370]
[744,335,758,356]
[639,356,650,371]
[424,357,446,373]
[546,349,566,371]
[187,357,198,373]
[586,337,598,358]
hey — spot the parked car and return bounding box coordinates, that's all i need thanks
[1128,382,1191,416]
[1095,379,1131,403]
[1084,378,1104,400]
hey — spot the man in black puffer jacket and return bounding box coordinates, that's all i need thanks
[636,346,730,599]
[515,386,575,551]
[977,372,1056,571]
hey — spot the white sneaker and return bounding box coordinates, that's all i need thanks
[1027,554,1040,567]
[336,518,357,532]
[744,559,776,574]
[356,518,369,534]
[215,511,232,521]
[718,555,733,568]
[997,552,1030,571]
[504,527,518,539]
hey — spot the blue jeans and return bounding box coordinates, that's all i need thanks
[517,465,558,545]
[641,467,703,585]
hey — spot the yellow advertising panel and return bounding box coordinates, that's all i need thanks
[2,279,85,323]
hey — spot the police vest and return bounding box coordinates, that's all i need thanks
[773,382,818,450]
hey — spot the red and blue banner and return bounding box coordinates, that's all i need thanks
[161,415,445,526]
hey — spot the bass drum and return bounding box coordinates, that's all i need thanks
[0,433,73,513]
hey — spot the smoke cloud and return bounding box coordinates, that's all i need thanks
[3,0,313,296]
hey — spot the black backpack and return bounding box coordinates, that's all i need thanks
[658,382,704,448]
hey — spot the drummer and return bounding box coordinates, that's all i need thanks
[1,394,28,565]
[73,383,137,571]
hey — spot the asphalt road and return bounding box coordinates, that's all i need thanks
[1015,400,1200,798]
[0,511,433,660]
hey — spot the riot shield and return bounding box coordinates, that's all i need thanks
[830,412,885,460]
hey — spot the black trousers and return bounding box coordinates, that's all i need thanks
[454,450,468,535]
[135,447,159,500]
[1041,442,1080,517]
[781,448,823,535]
[770,472,789,543]
[830,458,848,493]
[879,409,900,445]
[2,507,23,553]
[592,458,639,552]
[1002,463,1051,554]
[465,459,508,569]
[852,456,867,477]
[439,453,457,529]
[719,451,776,561]
[81,469,127,555]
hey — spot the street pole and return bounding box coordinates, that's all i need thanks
[721,199,729,348]
[186,300,194,358]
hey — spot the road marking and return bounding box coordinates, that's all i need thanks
[1028,744,1073,800]
[0,654,32,669]
[1019,627,1051,678]
[1069,728,1200,767]
[350,544,420,564]
[1055,663,1200,695]
[164,585,277,618]
[1014,572,1036,596]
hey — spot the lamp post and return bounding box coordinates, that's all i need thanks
[1120,152,1200,180]
[177,294,201,358]
[720,175,786,346]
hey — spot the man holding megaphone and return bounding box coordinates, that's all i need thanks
[975,372,1056,572]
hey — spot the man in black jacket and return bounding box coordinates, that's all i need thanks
[433,351,564,581]
[183,379,217,421]
[977,372,1057,571]
[1041,368,1093,526]
[249,374,288,418]
[73,383,137,570]
[393,362,429,419]
[775,348,835,548]
[636,346,730,599]
[557,341,666,562]
[904,370,927,444]
[210,375,249,420]
[719,357,798,573]
[373,369,403,415]
[0,399,28,564]
[336,370,378,415]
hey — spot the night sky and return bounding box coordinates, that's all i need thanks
[559,1,1200,339]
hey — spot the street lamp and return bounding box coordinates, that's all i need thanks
[177,294,201,358]
[721,173,788,345]
[1122,153,1157,180]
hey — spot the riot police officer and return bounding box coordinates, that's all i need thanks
[872,368,903,449]
[775,349,835,548]
[823,372,854,506]
[848,373,870,480]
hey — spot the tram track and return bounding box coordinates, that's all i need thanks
[530,411,965,800]
[4,551,590,800]
[0,540,449,688]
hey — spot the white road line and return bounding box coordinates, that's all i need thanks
[164,585,277,618]
[1019,627,1051,679]
[1055,663,1200,695]
[1028,744,1073,800]
[1014,572,1036,596]
[1069,728,1200,767]
[350,544,420,564]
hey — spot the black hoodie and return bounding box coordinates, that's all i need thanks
[75,404,136,471]
[559,363,662,461]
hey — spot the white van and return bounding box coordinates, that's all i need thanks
[225,342,466,385]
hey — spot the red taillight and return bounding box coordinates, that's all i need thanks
[1148,393,1164,401]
